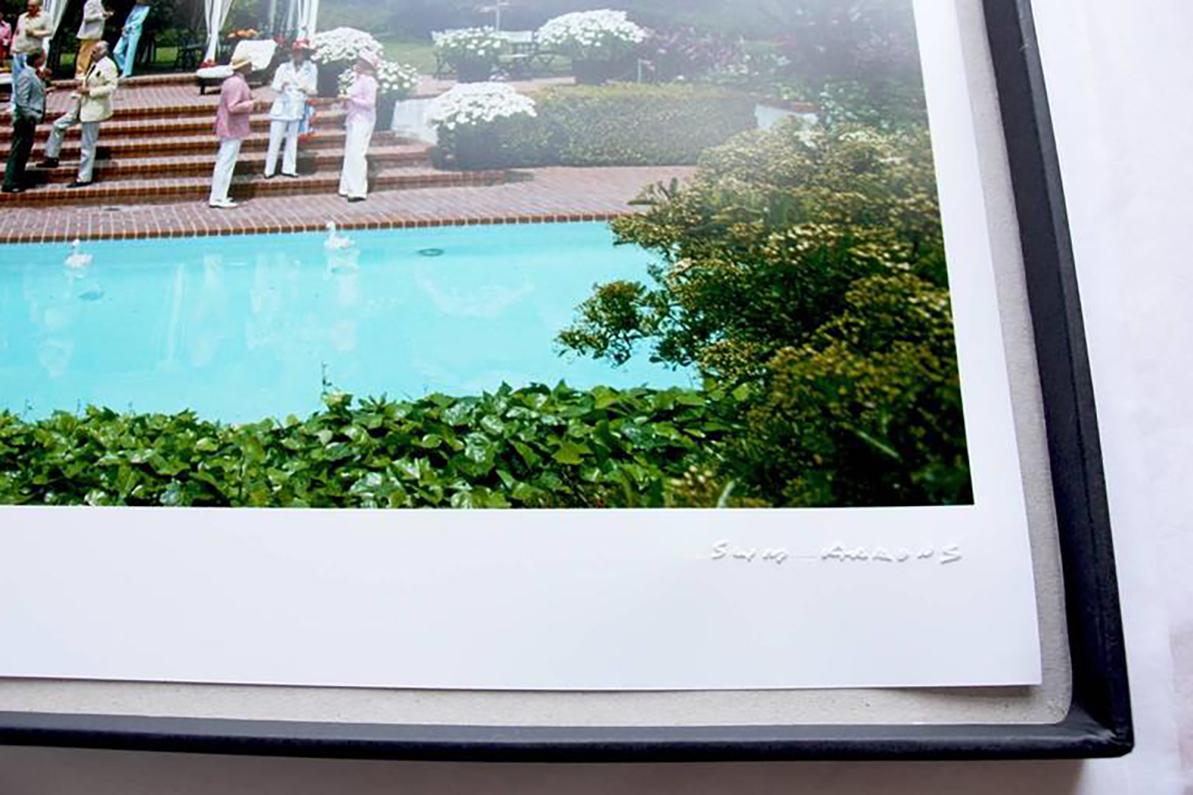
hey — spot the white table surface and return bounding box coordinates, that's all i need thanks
[1,1,1190,791]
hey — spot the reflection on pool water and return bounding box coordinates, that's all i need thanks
[0,223,692,423]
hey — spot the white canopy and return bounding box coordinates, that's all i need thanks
[41,0,71,52]
[203,0,234,63]
[269,0,319,42]
[39,0,320,68]
[296,0,319,39]
[204,0,319,64]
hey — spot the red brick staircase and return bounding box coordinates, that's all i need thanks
[0,73,508,206]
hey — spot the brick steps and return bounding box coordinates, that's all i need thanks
[5,109,349,141]
[0,166,509,206]
[0,96,338,125]
[3,143,433,184]
[0,75,516,207]
[0,128,355,160]
[49,72,196,89]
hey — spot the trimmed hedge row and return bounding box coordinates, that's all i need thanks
[0,384,744,509]
[434,83,758,170]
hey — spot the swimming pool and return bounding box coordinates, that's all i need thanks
[0,223,691,423]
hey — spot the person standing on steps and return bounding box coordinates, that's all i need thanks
[75,0,113,79]
[112,3,151,79]
[0,17,13,66]
[3,49,48,194]
[208,55,255,210]
[38,41,118,189]
[264,39,317,180]
[10,0,51,113]
[338,50,378,203]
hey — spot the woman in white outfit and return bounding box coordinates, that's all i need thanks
[265,39,317,178]
[338,51,379,203]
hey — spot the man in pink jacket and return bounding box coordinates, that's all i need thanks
[209,55,255,209]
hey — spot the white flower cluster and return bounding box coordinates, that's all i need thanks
[311,27,384,64]
[426,82,537,132]
[339,60,421,98]
[537,9,647,61]
[377,60,421,96]
[434,27,505,65]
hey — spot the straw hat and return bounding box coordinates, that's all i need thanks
[230,54,254,72]
[356,50,379,70]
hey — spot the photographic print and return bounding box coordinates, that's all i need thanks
[0,0,967,511]
[0,0,1045,692]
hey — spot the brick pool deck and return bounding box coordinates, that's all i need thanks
[0,166,695,243]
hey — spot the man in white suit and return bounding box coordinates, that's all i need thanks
[39,41,119,188]
[264,39,318,179]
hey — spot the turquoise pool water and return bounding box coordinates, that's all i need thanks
[0,223,691,422]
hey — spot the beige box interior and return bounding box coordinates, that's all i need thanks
[0,0,1074,729]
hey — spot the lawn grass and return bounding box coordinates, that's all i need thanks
[54,45,182,77]
[378,36,438,75]
[51,35,571,80]
[377,34,574,79]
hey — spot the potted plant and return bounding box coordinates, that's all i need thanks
[537,9,648,85]
[339,60,421,130]
[426,82,537,170]
[434,27,505,83]
[311,27,384,97]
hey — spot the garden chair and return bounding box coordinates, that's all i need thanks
[135,29,158,69]
[529,35,563,76]
[498,30,535,53]
[431,30,454,79]
[174,29,205,71]
[495,30,536,79]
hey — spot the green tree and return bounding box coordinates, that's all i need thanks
[559,119,971,506]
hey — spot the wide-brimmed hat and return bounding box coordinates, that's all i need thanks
[355,50,380,69]
[291,38,313,53]
[230,54,254,72]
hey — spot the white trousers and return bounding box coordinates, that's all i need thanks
[265,119,300,177]
[338,116,375,199]
[44,108,101,183]
[209,138,242,204]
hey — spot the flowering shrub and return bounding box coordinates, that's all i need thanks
[310,27,383,65]
[638,26,742,82]
[339,60,420,99]
[427,82,536,131]
[817,78,929,132]
[427,83,539,170]
[537,9,647,62]
[433,27,505,74]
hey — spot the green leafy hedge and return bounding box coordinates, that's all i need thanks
[0,384,746,509]
[434,83,758,170]
[558,120,973,507]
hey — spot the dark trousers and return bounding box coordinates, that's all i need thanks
[4,117,37,190]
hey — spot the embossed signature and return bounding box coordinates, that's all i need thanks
[710,540,963,565]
